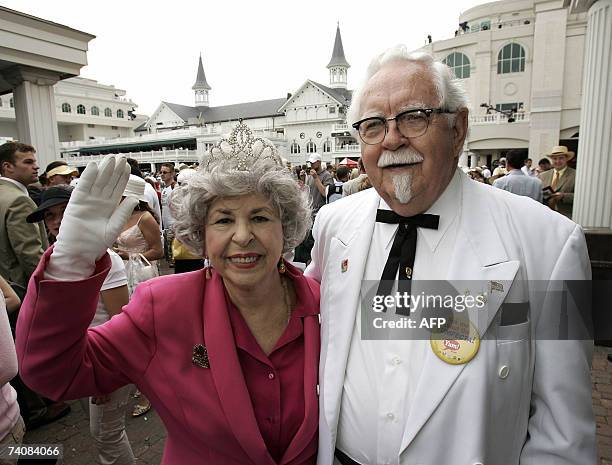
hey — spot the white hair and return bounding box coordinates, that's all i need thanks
[347,46,469,130]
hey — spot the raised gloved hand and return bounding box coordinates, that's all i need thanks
[46,156,138,281]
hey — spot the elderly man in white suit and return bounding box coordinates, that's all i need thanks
[306,46,595,465]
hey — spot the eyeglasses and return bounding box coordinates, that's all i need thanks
[351,108,454,145]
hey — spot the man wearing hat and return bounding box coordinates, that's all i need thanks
[306,152,334,216]
[294,153,334,264]
[538,145,576,218]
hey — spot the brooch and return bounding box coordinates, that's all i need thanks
[192,344,210,368]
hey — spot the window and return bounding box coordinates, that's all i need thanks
[87,124,95,128]
[329,107,336,114]
[290,142,300,154]
[91,106,99,116]
[62,103,71,113]
[104,108,112,117]
[117,109,124,118]
[111,126,118,130]
[495,102,522,113]
[481,20,491,30]
[442,52,470,79]
[76,104,86,115]
[323,141,332,153]
[9,98,14,108]
[497,43,525,74]
[306,142,317,153]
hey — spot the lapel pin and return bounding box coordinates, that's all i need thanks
[341,259,349,273]
[192,344,210,368]
[490,281,504,293]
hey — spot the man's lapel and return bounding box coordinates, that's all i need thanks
[400,175,520,451]
[320,189,379,439]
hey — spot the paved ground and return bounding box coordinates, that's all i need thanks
[21,347,612,465]
[18,260,612,464]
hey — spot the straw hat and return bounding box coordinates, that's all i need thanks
[549,145,575,161]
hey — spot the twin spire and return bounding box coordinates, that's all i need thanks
[327,23,350,89]
[193,53,211,108]
[192,24,350,106]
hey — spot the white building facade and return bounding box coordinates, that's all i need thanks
[62,25,361,169]
[419,0,587,168]
[0,76,145,145]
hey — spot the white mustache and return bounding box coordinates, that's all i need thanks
[377,149,424,168]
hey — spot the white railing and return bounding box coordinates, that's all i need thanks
[333,123,349,131]
[60,126,285,150]
[60,126,221,149]
[65,149,199,167]
[334,145,361,153]
[469,112,529,124]
[456,17,534,35]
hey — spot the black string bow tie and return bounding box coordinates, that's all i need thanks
[376,209,439,302]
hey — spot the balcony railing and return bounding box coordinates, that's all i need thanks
[333,123,349,131]
[65,149,199,167]
[469,112,529,124]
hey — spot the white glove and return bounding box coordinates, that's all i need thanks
[46,156,138,281]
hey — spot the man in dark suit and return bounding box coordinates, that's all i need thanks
[538,145,576,218]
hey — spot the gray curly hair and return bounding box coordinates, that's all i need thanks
[169,159,312,256]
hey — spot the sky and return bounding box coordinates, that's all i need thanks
[5,0,490,116]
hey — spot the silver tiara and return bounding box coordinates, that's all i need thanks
[204,120,283,172]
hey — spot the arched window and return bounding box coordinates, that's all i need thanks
[9,98,13,108]
[104,108,112,117]
[322,140,332,153]
[117,109,124,118]
[76,104,86,115]
[62,103,71,113]
[91,106,99,116]
[442,52,470,79]
[306,142,317,153]
[290,142,300,154]
[497,43,525,74]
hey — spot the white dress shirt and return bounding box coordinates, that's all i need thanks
[336,171,461,465]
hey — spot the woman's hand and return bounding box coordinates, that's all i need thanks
[46,156,138,281]
[112,247,129,260]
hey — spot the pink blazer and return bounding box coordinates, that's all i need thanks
[17,249,320,465]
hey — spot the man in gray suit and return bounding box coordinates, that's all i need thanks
[493,149,543,202]
[0,142,48,290]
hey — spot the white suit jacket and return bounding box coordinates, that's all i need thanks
[306,171,595,465]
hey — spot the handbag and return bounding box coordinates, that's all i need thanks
[128,253,159,290]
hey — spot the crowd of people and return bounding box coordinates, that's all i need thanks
[0,45,595,465]
[467,145,576,215]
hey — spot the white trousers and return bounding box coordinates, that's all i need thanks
[88,385,135,465]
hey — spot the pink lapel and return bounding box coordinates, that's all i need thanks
[280,274,320,465]
[203,272,276,465]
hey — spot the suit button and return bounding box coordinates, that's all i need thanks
[498,365,510,379]
[386,412,395,421]
[268,372,275,380]
[391,356,402,366]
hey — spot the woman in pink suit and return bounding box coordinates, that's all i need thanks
[16,121,319,465]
